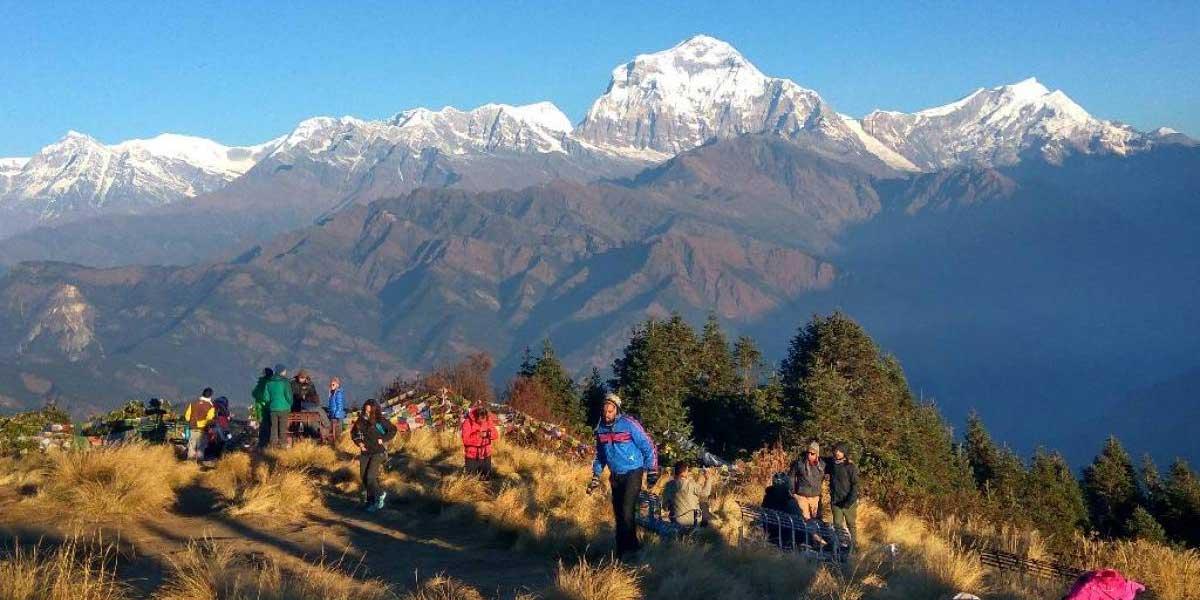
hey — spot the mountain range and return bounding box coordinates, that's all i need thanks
[0,35,1196,465]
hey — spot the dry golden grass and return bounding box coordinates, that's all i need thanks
[1073,537,1200,600]
[0,453,48,489]
[225,464,321,519]
[400,575,485,600]
[542,559,642,600]
[267,441,339,473]
[154,539,395,600]
[32,443,197,521]
[203,451,253,501]
[0,536,127,600]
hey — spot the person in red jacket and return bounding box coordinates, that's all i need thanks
[461,405,499,478]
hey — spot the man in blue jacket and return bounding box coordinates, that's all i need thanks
[587,392,659,556]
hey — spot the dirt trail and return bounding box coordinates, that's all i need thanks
[0,483,554,599]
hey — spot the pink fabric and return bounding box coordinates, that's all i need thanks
[1064,569,1145,600]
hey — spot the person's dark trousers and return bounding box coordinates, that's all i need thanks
[832,503,858,547]
[609,467,644,555]
[258,415,271,448]
[360,451,386,503]
[270,411,289,448]
[465,457,493,478]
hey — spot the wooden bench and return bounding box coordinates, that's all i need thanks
[285,412,335,446]
[635,491,699,539]
[737,502,852,562]
[979,548,1084,582]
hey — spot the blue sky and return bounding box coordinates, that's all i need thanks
[2,0,1196,156]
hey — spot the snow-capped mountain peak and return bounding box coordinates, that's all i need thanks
[1,130,281,218]
[860,77,1144,169]
[575,35,869,161]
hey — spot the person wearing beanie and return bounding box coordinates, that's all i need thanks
[827,443,860,548]
[789,440,826,522]
[264,364,294,448]
[587,392,659,556]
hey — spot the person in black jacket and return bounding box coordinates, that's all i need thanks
[350,399,397,512]
[827,443,859,547]
[760,471,803,549]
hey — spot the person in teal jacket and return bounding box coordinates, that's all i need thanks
[264,364,294,448]
[251,367,273,448]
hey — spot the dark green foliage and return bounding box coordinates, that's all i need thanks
[523,339,585,429]
[1082,436,1141,538]
[582,367,607,427]
[964,413,1028,516]
[778,311,972,511]
[732,335,763,395]
[1159,459,1200,547]
[1125,505,1168,544]
[1026,448,1090,546]
[610,314,697,446]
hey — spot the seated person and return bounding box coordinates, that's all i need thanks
[292,370,331,439]
[661,461,713,528]
[760,471,803,548]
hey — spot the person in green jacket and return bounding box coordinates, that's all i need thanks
[264,364,294,448]
[251,367,273,448]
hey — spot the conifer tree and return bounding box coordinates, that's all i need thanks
[732,335,763,395]
[610,315,697,442]
[1082,436,1141,538]
[1161,459,1200,547]
[529,339,584,429]
[581,367,607,427]
[1125,505,1168,544]
[776,312,967,508]
[1026,448,1090,544]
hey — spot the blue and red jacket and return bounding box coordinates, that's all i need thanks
[592,414,658,477]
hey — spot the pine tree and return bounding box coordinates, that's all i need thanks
[1026,448,1090,545]
[965,412,1000,489]
[581,367,607,427]
[1125,505,1168,544]
[1161,459,1200,547]
[610,315,697,445]
[776,312,967,509]
[529,339,584,429]
[1082,436,1141,538]
[732,335,763,395]
[687,314,739,452]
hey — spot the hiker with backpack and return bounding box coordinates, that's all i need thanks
[461,404,498,478]
[184,388,216,460]
[351,398,397,512]
[587,392,659,556]
[263,365,294,448]
[204,396,234,460]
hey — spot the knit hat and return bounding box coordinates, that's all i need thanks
[603,392,622,409]
[274,363,288,376]
[807,441,820,455]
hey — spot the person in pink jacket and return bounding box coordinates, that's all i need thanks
[1063,569,1146,600]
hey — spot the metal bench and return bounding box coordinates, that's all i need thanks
[737,502,852,562]
[635,491,699,539]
